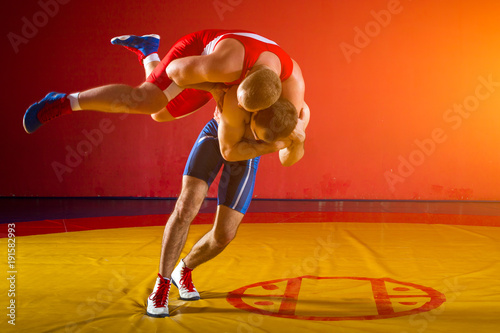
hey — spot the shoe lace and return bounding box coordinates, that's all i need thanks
[149,276,170,308]
[37,98,69,123]
[180,267,196,292]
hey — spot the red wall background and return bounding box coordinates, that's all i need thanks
[2,0,500,200]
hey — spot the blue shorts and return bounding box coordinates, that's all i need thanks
[183,119,260,214]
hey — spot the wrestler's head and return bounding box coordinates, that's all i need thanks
[249,98,298,143]
[237,66,282,112]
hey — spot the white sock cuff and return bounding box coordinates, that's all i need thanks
[163,82,183,101]
[68,93,81,111]
[144,53,161,65]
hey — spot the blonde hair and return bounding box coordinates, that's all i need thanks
[237,66,282,111]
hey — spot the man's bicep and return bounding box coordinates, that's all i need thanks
[281,79,305,114]
[167,54,239,86]
[166,56,210,86]
[300,101,311,129]
[217,88,248,159]
[281,60,305,113]
[218,104,245,145]
[218,116,245,159]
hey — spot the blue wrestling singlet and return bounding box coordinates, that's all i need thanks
[183,119,260,214]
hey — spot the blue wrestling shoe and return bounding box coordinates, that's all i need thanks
[23,92,71,134]
[110,34,160,63]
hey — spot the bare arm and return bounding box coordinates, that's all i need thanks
[280,59,305,115]
[166,39,244,87]
[278,60,308,166]
[180,81,218,92]
[166,56,235,86]
[220,131,285,162]
[279,105,308,167]
[279,142,304,167]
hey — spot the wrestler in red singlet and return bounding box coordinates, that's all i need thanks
[146,29,294,118]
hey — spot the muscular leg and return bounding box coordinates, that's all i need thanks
[183,205,244,269]
[78,81,168,115]
[143,62,177,122]
[158,175,209,277]
[139,58,176,122]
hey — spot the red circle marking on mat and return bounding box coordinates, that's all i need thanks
[226,276,446,321]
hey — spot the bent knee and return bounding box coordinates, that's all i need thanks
[213,232,236,249]
[172,200,200,224]
[129,84,167,114]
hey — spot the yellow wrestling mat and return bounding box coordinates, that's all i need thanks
[2,221,500,332]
